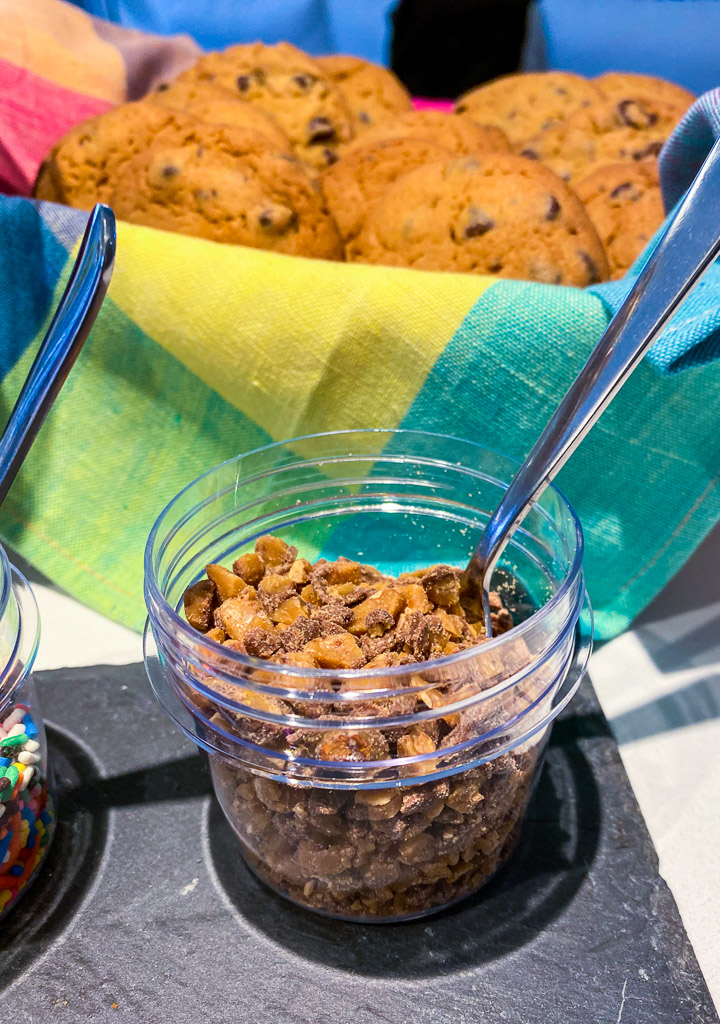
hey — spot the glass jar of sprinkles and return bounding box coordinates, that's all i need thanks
[0,544,54,919]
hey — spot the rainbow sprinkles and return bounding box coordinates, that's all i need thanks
[0,704,54,916]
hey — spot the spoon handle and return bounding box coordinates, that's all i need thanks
[465,137,720,610]
[0,204,116,508]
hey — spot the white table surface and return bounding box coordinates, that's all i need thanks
[10,526,720,1014]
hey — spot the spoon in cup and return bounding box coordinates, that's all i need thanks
[462,140,720,636]
[0,204,116,505]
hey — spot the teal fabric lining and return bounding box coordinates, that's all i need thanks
[400,280,720,639]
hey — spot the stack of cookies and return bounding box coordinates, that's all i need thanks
[34,44,694,285]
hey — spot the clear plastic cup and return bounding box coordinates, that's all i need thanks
[0,545,54,919]
[144,430,592,922]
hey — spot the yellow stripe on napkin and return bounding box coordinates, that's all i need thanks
[108,221,494,445]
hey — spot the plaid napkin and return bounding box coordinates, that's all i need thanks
[1,0,720,640]
[2,189,720,640]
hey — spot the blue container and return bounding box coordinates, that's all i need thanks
[535,0,720,95]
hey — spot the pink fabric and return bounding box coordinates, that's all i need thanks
[412,97,454,113]
[0,58,111,194]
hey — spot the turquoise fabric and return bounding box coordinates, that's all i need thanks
[399,280,720,639]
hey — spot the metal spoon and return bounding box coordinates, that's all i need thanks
[0,204,116,506]
[463,138,720,637]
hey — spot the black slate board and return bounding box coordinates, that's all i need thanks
[0,663,716,1024]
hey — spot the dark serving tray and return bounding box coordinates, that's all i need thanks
[0,663,716,1024]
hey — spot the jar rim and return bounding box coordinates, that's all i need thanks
[144,587,593,783]
[144,428,584,684]
[0,561,40,711]
[0,543,13,626]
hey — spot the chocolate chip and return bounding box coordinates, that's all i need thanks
[161,165,179,178]
[257,205,298,233]
[633,140,663,160]
[609,181,641,200]
[292,73,315,90]
[464,207,495,239]
[193,188,217,202]
[577,250,601,284]
[529,262,562,285]
[545,195,561,221]
[236,74,251,92]
[323,148,339,166]
[455,103,467,114]
[617,99,657,129]
[307,117,337,144]
[555,86,568,96]
[488,261,503,273]
[358,111,372,124]
[156,82,170,92]
[520,148,539,160]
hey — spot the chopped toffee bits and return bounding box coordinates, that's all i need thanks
[182,534,541,920]
[182,535,511,665]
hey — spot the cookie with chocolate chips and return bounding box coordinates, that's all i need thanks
[149,75,292,151]
[576,161,664,279]
[350,153,609,285]
[595,71,694,113]
[33,101,202,208]
[316,54,412,134]
[343,108,511,158]
[178,42,354,170]
[521,96,683,181]
[321,135,453,245]
[108,122,343,258]
[454,71,603,147]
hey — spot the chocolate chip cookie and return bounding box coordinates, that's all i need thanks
[316,54,412,133]
[180,42,354,170]
[344,108,511,157]
[350,153,609,285]
[521,96,682,181]
[150,75,292,151]
[576,161,664,279]
[455,71,603,147]
[109,122,343,259]
[33,101,200,208]
[595,71,694,113]
[321,136,453,245]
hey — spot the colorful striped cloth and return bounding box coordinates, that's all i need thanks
[0,0,201,195]
[1,0,720,640]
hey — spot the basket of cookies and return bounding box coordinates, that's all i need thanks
[2,0,720,649]
[32,42,693,286]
